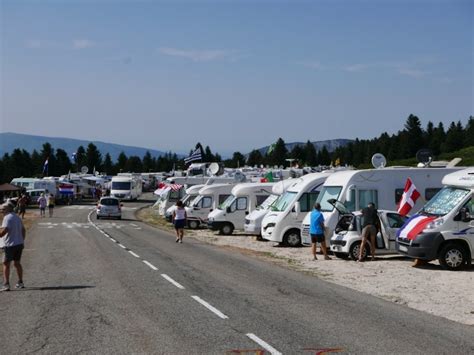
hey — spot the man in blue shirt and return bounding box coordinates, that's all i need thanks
[309,202,331,260]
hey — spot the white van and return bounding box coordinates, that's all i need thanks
[396,168,474,270]
[186,183,234,229]
[261,173,329,247]
[207,183,275,235]
[244,179,295,237]
[11,178,57,196]
[110,175,142,201]
[165,184,204,222]
[301,167,462,246]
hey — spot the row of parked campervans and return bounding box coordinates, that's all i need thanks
[157,166,474,271]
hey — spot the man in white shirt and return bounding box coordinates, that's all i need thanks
[0,201,26,291]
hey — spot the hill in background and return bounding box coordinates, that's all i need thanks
[0,132,169,161]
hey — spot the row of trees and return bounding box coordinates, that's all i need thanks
[1,115,472,183]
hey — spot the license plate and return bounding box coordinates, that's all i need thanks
[399,245,408,252]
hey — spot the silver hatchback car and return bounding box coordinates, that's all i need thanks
[96,197,122,220]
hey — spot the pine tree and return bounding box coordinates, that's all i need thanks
[86,143,102,173]
[142,151,153,172]
[465,116,474,147]
[103,153,114,175]
[303,140,317,166]
[247,149,263,167]
[55,149,72,176]
[116,152,128,173]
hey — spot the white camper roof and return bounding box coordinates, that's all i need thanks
[198,183,235,195]
[231,182,275,196]
[185,184,205,195]
[272,179,297,195]
[441,168,474,189]
[286,172,331,193]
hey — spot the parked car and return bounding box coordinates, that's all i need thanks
[96,197,122,220]
[328,199,408,260]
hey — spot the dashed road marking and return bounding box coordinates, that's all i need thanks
[191,296,229,320]
[246,334,282,355]
[143,260,159,270]
[161,274,185,289]
[128,250,140,258]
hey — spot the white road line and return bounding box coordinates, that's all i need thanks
[246,333,282,355]
[143,260,158,270]
[118,244,127,249]
[191,296,228,320]
[161,274,185,289]
[128,251,140,258]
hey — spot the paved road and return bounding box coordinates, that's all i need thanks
[1,199,473,354]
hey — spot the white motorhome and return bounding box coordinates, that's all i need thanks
[185,183,235,229]
[165,184,205,222]
[244,179,295,237]
[301,167,463,246]
[155,185,186,216]
[261,173,329,247]
[396,168,474,270]
[11,178,57,196]
[110,174,142,201]
[207,183,275,235]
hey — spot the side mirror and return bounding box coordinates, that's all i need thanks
[346,184,355,202]
[294,201,301,217]
[226,206,231,213]
[460,207,471,222]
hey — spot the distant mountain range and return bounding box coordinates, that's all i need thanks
[0,132,168,161]
[0,132,352,161]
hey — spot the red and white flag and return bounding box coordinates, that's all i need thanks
[398,178,420,216]
[169,184,183,192]
[396,214,436,240]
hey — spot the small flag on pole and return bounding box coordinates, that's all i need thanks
[43,158,49,175]
[398,178,420,216]
[184,148,202,164]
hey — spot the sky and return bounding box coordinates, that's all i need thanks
[1,0,473,156]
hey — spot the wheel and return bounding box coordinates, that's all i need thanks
[334,252,349,260]
[188,220,200,229]
[220,223,234,235]
[117,216,122,220]
[349,242,369,261]
[438,243,468,270]
[96,215,100,220]
[283,229,301,247]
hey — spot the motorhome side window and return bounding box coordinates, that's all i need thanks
[201,197,212,209]
[170,189,180,200]
[218,194,230,205]
[462,198,474,217]
[256,195,268,207]
[236,197,247,210]
[359,190,378,210]
[299,192,320,212]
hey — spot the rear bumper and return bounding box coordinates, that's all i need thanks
[207,221,226,231]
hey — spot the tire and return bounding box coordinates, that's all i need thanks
[438,243,468,270]
[349,242,369,261]
[96,215,100,220]
[188,220,200,229]
[334,252,349,260]
[117,216,122,220]
[283,229,301,247]
[220,223,234,235]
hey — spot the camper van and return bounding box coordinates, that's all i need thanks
[301,167,463,246]
[244,179,295,236]
[261,173,329,247]
[185,183,234,229]
[207,183,275,235]
[155,185,186,216]
[11,178,57,196]
[396,168,474,270]
[110,174,142,201]
[165,184,204,222]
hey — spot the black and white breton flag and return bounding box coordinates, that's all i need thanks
[184,148,202,164]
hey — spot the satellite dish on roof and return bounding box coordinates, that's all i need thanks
[208,163,220,176]
[416,148,433,165]
[81,166,89,174]
[371,153,387,169]
[234,171,246,183]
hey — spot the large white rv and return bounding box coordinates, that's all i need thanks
[110,174,142,201]
[244,179,295,237]
[207,183,275,235]
[300,167,463,246]
[164,184,205,222]
[396,168,474,270]
[11,178,57,196]
[261,173,330,247]
[185,183,235,229]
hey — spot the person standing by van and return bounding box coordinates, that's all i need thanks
[309,202,331,260]
[172,200,187,243]
[358,202,378,261]
[47,194,55,217]
[37,193,47,218]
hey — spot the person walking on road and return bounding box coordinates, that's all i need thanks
[47,194,55,217]
[0,202,26,291]
[172,200,187,243]
[16,194,28,219]
[309,202,331,260]
[358,202,378,261]
[37,193,47,218]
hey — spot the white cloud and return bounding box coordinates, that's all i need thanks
[298,61,324,70]
[158,47,236,62]
[397,68,426,79]
[343,63,370,72]
[25,40,56,49]
[72,39,96,50]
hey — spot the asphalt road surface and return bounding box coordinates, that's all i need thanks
[1,198,473,354]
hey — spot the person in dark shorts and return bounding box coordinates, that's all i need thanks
[47,194,55,217]
[359,202,378,261]
[0,202,26,291]
[309,202,331,260]
[16,194,28,219]
[172,200,187,243]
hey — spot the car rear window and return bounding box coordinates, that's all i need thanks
[101,198,119,206]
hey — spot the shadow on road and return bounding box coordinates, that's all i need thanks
[23,285,95,291]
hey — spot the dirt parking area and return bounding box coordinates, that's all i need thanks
[139,207,474,326]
